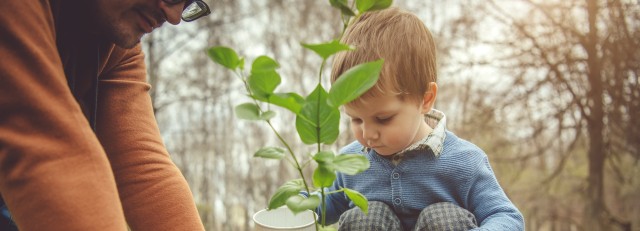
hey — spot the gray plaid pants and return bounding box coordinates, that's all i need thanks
[338,201,478,231]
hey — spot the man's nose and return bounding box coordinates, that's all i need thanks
[160,1,185,25]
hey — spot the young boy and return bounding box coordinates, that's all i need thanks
[320,7,525,231]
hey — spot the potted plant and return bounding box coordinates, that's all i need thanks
[207,0,392,230]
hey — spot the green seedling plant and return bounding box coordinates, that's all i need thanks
[207,0,392,230]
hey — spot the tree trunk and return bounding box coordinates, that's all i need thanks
[584,0,607,230]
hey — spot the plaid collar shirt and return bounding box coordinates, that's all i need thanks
[371,109,447,165]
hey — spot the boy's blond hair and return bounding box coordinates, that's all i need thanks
[331,7,437,105]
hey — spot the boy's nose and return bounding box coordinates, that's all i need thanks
[362,124,379,141]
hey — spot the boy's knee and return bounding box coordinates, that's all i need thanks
[338,201,402,231]
[415,202,478,231]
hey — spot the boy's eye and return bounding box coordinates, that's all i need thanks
[351,118,363,124]
[376,116,393,124]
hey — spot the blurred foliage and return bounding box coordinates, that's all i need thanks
[142,0,639,230]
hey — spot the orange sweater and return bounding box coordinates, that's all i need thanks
[0,0,204,230]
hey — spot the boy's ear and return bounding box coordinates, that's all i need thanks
[420,82,438,113]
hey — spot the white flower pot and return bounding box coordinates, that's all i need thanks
[253,206,316,231]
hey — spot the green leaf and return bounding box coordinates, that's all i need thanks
[268,179,305,210]
[313,151,336,188]
[343,188,368,214]
[329,0,355,16]
[334,154,370,175]
[286,195,321,215]
[235,103,260,120]
[296,85,340,144]
[320,109,340,144]
[313,151,336,165]
[235,103,273,121]
[369,0,392,11]
[301,40,354,60]
[295,114,317,145]
[207,46,242,70]
[239,58,245,70]
[251,56,280,74]
[355,0,392,13]
[328,59,384,107]
[260,110,276,120]
[269,93,304,114]
[249,70,281,101]
[254,147,285,159]
[313,165,336,188]
[248,56,281,101]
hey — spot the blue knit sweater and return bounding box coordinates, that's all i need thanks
[319,131,524,230]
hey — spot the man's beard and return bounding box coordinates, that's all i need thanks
[87,0,144,48]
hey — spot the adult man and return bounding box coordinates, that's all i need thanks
[0,0,210,230]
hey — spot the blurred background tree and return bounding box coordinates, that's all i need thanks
[142,0,639,230]
[436,1,639,230]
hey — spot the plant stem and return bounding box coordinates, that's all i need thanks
[321,187,327,227]
[238,70,319,229]
[316,59,327,228]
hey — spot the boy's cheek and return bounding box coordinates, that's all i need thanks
[350,125,361,136]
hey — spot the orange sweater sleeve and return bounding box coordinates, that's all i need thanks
[0,0,128,230]
[97,45,205,231]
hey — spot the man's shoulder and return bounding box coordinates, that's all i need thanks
[99,43,145,79]
[103,43,143,62]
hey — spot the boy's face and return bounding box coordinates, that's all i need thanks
[92,0,186,48]
[345,88,435,156]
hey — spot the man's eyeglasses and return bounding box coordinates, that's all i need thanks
[162,0,211,22]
